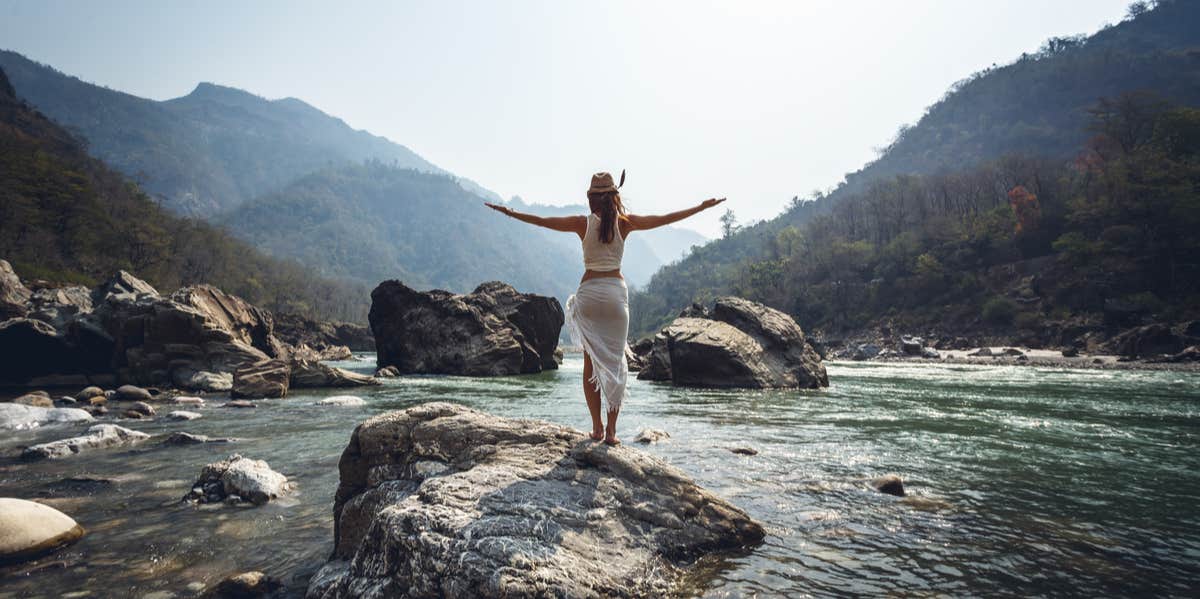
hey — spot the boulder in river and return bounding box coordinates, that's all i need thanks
[636,297,827,389]
[167,410,202,421]
[0,403,93,431]
[0,498,85,565]
[231,359,290,399]
[204,571,281,598]
[10,391,53,408]
[307,402,764,598]
[633,428,671,444]
[165,432,233,445]
[368,280,564,376]
[184,454,291,506]
[21,424,150,460]
[290,359,379,389]
[1104,323,1188,358]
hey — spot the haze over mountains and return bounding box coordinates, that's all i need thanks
[0,49,706,305]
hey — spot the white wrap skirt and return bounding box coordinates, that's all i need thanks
[564,277,629,413]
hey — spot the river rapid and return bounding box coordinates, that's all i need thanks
[1,355,1198,597]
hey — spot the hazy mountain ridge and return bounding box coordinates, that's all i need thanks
[0,50,499,215]
[0,64,369,321]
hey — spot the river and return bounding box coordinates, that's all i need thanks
[1,356,1197,597]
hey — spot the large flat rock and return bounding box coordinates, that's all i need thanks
[307,402,764,598]
[0,403,93,431]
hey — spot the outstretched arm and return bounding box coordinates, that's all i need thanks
[485,202,586,235]
[627,198,726,231]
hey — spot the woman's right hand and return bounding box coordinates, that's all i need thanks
[701,197,727,210]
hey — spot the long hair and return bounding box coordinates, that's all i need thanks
[586,191,626,243]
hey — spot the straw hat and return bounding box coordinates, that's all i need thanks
[588,170,625,194]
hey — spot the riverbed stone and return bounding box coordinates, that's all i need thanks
[165,432,233,445]
[0,403,93,431]
[75,386,104,401]
[374,365,399,378]
[368,280,564,376]
[21,424,150,460]
[185,454,291,506]
[11,392,54,408]
[0,259,32,320]
[307,402,764,598]
[173,396,205,406]
[167,410,202,421]
[204,570,281,598]
[633,428,671,444]
[114,384,152,401]
[129,401,156,416]
[223,400,256,409]
[0,498,85,564]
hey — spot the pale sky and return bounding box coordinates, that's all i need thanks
[0,0,1132,236]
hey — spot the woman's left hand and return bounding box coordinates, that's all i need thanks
[484,202,511,216]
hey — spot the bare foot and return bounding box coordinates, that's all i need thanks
[603,434,620,446]
[589,430,604,441]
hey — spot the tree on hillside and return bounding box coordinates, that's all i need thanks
[720,209,739,238]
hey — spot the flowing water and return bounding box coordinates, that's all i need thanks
[1,356,1198,598]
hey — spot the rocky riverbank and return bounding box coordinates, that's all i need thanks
[0,260,379,395]
[814,321,1200,372]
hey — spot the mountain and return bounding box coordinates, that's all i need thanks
[631,0,1200,336]
[0,65,369,322]
[219,164,591,300]
[505,198,707,287]
[0,49,499,216]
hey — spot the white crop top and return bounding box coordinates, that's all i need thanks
[582,213,624,271]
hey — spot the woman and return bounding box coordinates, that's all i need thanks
[486,171,725,445]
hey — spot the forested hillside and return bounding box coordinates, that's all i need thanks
[632,0,1200,337]
[0,66,369,321]
[0,50,498,216]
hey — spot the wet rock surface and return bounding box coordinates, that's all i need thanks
[368,280,563,376]
[0,498,85,565]
[184,454,291,506]
[21,424,151,460]
[0,403,93,431]
[635,297,828,389]
[307,402,764,598]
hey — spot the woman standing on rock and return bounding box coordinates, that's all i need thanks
[486,171,724,444]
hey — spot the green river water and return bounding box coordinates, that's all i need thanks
[1,355,1198,597]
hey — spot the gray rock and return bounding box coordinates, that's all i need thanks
[852,343,882,361]
[920,347,941,359]
[729,447,759,456]
[635,298,827,389]
[314,395,366,407]
[0,498,85,564]
[185,454,291,506]
[899,336,924,355]
[172,368,233,392]
[968,347,994,357]
[223,400,256,409]
[0,403,93,431]
[368,280,564,376]
[165,432,233,445]
[172,396,205,406]
[166,410,203,421]
[114,384,152,401]
[75,386,104,401]
[290,359,379,389]
[231,359,289,399]
[22,424,150,460]
[307,403,764,598]
[1104,324,1187,357]
[129,401,156,416]
[27,286,93,330]
[204,571,280,598]
[10,392,54,408]
[633,428,671,444]
[373,365,399,378]
[635,332,673,381]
